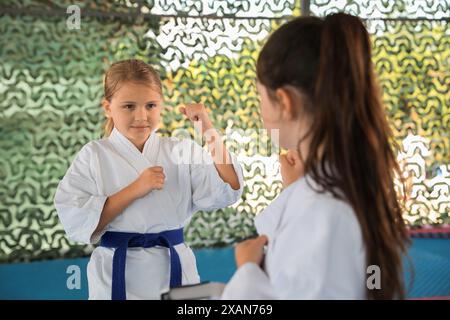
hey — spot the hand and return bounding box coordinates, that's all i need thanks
[180,103,213,135]
[235,235,268,268]
[131,166,165,198]
[279,149,304,188]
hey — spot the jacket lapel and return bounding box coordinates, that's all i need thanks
[108,127,157,174]
[142,129,160,166]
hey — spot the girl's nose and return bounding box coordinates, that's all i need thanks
[135,106,147,121]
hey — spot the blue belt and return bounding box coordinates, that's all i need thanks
[100,229,184,300]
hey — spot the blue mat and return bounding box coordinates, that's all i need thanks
[404,238,450,298]
[0,247,236,300]
[0,238,449,299]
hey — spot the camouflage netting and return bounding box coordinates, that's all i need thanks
[0,0,448,263]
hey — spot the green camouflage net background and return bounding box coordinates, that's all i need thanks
[0,0,449,263]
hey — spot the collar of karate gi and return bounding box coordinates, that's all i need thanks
[254,177,304,241]
[108,126,160,174]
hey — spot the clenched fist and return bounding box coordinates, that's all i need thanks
[131,166,165,198]
[235,235,268,268]
[180,103,213,134]
[279,149,304,188]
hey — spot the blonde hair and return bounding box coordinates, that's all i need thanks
[102,59,162,137]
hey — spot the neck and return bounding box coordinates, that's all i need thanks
[130,135,150,153]
[135,142,145,152]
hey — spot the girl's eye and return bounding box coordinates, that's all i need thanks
[123,104,135,110]
[146,103,157,109]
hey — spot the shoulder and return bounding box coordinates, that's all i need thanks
[265,177,364,259]
[157,135,198,156]
[159,135,207,163]
[158,135,186,148]
[73,137,109,162]
[284,176,361,235]
[159,135,201,149]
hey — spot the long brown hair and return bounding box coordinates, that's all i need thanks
[257,13,410,299]
[102,59,162,137]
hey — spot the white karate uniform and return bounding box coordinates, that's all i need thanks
[222,176,366,299]
[54,127,244,299]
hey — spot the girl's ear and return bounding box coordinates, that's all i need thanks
[102,99,112,118]
[275,87,297,121]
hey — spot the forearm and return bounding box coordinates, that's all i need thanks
[93,182,139,235]
[204,128,240,190]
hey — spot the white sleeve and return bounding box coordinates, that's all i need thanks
[188,140,244,212]
[221,263,278,300]
[54,144,107,245]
